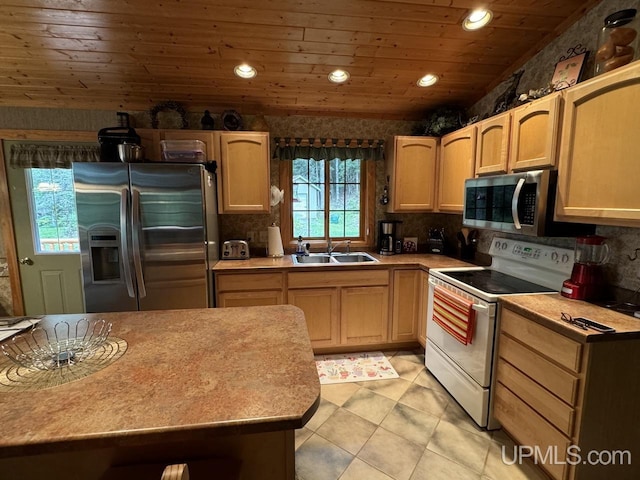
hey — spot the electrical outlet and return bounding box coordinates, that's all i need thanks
[247,231,255,243]
[259,230,268,243]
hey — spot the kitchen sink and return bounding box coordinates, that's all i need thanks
[332,253,378,263]
[292,254,334,264]
[291,252,378,265]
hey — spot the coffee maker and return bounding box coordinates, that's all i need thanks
[561,235,610,300]
[378,220,400,255]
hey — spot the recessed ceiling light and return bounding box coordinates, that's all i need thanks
[462,9,493,31]
[328,69,350,83]
[417,74,439,87]
[234,64,257,79]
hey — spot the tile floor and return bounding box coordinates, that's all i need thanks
[295,350,549,480]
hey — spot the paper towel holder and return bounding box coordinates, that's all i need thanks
[267,222,284,257]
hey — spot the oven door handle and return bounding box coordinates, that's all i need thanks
[471,304,488,312]
[511,177,526,230]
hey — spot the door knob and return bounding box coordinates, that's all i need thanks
[19,257,34,265]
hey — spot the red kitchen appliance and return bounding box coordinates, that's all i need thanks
[561,235,610,300]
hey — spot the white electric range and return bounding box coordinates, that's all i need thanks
[426,237,574,429]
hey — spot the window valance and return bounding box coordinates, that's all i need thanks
[10,143,100,169]
[273,137,384,161]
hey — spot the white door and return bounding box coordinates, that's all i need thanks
[4,141,84,315]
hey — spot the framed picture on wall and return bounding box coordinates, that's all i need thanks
[551,52,588,90]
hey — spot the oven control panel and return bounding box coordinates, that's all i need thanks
[489,238,574,274]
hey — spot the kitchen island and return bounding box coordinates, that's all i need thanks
[0,305,320,480]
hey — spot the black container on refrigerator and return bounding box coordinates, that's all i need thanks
[98,112,142,162]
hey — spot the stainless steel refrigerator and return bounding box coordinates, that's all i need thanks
[73,162,218,313]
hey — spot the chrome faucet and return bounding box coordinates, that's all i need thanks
[327,239,351,255]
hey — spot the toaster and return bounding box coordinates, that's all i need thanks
[222,240,250,260]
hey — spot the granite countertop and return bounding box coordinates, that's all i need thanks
[500,294,640,343]
[212,252,475,271]
[0,305,320,458]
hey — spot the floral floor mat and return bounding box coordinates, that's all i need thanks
[315,351,399,385]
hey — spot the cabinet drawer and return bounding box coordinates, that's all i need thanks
[288,270,389,288]
[494,383,570,480]
[216,273,284,292]
[497,359,575,437]
[499,334,579,405]
[501,308,582,373]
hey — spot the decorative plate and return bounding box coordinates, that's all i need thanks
[222,110,243,131]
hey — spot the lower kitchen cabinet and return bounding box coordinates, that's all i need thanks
[418,270,429,347]
[288,288,339,348]
[215,272,285,307]
[390,269,421,343]
[341,286,389,345]
[288,269,390,350]
[495,305,640,480]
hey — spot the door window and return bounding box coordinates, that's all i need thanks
[25,168,79,253]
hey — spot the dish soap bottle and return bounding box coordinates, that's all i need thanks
[296,236,305,254]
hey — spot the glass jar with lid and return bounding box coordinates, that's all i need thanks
[595,9,639,76]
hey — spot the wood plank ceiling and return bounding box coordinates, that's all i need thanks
[0,0,601,120]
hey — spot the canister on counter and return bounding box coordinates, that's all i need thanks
[594,9,638,76]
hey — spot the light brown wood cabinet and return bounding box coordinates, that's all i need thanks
[495,306,640,480]
[288,287,339,348]
[390,269,421,342]
[418,270,429,347]
[555,62,640,227]
[385,136,438,212]
[475,112,511,175]
[288,269,390,350]
[215,271,284,307]
[509,92,562,171]
[438,125,476,213]
[215,131,270,214]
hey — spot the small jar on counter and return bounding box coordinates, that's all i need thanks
[595,9,639,76]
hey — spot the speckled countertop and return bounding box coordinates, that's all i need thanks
[212,252,475,271]
[500,294,640,343]
[0,305,320,458]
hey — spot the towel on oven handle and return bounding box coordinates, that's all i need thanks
[432,285,476,345]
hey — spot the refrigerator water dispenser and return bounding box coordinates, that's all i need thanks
[89,230,121,282]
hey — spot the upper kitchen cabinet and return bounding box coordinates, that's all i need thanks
[475,112,511,175]
[386,136,438,212]
[555,62,640,227]
[215,131,270,214]
[509,92,562,171]
[438,125,476,213]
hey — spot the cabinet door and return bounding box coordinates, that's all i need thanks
[391,269,421,342]
[418,271,429,347]
[162,130,216,162]
[387,136,438,212]
[509,92,561,171]
[556,62,640,227]
[289,288,339,348]
[475,112,511,175]
[217,132,270,214]
[341,286,389,345]
[217,291,283,307]
[438,126,476,213]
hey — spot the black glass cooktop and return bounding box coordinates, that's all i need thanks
[444,270,555,295]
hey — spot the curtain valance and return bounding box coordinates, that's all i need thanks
[10,143,100,169]
[273,137,384,161]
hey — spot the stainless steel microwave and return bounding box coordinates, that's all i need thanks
[463,170,594,237]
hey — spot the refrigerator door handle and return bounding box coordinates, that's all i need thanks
[120,188,136,298]
[131,188,147,298]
